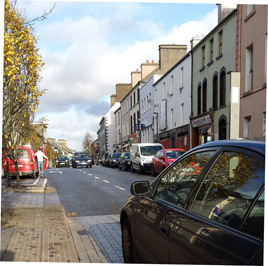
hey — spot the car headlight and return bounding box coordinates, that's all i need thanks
[87,160,91,163]
[113,159,117,162]
[75,160,79,163]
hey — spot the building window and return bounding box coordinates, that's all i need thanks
[171,108,174,128]
[197,84,202,115]
[134,113,136,132]
[201,45,205,67]
[209,38,214,62]
[134,92,136,105]
[213,73,218,110]
[130,115,133,133]
[180,67,184,88]
[219,115,227,140]
[244,116,251,137]
[130,96,132,108]
[171,75,174,95]
[218,30,223,55]
[163,82,166,98]
[154,89,157,104]
[220,69,226,106]
[149,93,151,109]
[181,103,184,125]
[202,79,207,113]
[245,44,253,92]
[262,112,266,136]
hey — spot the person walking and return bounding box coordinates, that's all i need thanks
[35,148,48,176]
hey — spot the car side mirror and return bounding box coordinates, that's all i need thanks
[159,156,164,160]
[130,181,151,196]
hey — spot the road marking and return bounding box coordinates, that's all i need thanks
[94,176,99,179]
[43,179,47,187]
[115,185,125,191]
[47,171,62,174]
[103,180,110,183]
[83,171,87,174]
[33,175,41,185]
[88,174,92,176]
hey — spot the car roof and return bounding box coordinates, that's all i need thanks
[191,139,265,155]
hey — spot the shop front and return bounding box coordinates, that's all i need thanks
[191,113,213,148]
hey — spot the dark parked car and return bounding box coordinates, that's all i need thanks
[151,148,186,176]
[109,152,121,168]
[118,152,131,171]
[104,154,112,167]
[72,152,92,168]
[120,139,265,265]
[55,155,70,168]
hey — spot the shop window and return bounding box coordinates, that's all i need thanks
[245,44,253,93]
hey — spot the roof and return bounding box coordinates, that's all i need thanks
[191,139,265,156]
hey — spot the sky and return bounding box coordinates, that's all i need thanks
[10,0,237,151]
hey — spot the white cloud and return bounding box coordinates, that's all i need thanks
[34,4,218,150]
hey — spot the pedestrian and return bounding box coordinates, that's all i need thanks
[35,148,48,176]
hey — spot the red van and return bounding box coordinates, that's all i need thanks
[2,146,39,178]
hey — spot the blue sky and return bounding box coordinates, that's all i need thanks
[14,0,221,150]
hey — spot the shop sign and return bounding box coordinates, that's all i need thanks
[192,115,212,128]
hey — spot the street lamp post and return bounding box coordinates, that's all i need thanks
[154,112,158,143]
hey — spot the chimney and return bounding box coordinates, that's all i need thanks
[159,44,187,73]
[131,69,141,88]
[110,94,117,107]
[115,83,132,102]
[218,4,236,23]
[190,35,205,50]
[140,61,159,80]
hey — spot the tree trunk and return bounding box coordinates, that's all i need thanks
[4,163,11,187]
[14,161,21,188]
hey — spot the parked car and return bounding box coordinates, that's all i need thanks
[118,152,131,171]
[120,139,265,264]
[130,143,164,174]
[72,152,92,168]
[151,148,186,176]
[55,155,69,168]
[105,154,112,167]
[109,152,121,168]
[2,146,39,178]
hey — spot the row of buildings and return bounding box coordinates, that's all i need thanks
[96,4,267,160]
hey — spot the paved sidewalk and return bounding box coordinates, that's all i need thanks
[1,178,123,263]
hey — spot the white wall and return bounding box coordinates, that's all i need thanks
[154,54,191,133]
[140,74,162,142]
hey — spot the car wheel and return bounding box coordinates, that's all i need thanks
[123,164,126,171]
[122,218,134,263]
[119,164,121,170]
[131,164,134,173]
[151,166,156,177]
[137,164,143,174]
[90,165,92,168]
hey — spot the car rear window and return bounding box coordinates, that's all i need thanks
[141,146,163,156]
[18,149,29,159]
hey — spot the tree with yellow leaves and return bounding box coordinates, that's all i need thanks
[3,0,47,187]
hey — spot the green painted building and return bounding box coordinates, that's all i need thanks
[190,8,239,147]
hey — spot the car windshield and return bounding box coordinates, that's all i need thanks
[140,146,163,156]
[58,155,68,160]
[112,153,121,159]
[165,150,184,159]
[18,149,29,159]
[75,153,89,158]
[125,153,130,159]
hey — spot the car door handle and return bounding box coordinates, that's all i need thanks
[159,221,169,234]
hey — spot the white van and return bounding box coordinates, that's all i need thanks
[130,143,164,174]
